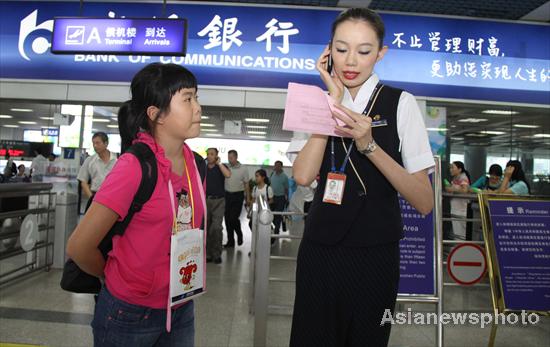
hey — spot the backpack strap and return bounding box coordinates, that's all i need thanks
[193,151,206,184]
[113,142,158,235]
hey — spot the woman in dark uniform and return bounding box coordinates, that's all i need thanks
[290,8,435,346]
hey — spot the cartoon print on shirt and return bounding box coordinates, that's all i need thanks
[176,190,192,233]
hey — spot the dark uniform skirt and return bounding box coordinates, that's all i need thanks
[290,238,400,347]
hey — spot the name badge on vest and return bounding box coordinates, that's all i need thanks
[323,172,346,205]
[371,114,388,128]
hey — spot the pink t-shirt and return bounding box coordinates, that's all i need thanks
[94,132,205,309]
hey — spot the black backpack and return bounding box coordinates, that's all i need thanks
[60,143,207,294]
[60,142,158,294]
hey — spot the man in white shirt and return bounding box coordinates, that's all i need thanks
[30,148,49,182]
[77,132,117,211]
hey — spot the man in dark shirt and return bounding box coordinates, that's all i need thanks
[205,148,231,264]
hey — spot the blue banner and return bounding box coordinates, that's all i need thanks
[0,1,548,104]
[398,197,435,296]
[487,199,550,311]
[51,17,187,55]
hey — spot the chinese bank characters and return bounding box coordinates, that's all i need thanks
[197,15,299,54]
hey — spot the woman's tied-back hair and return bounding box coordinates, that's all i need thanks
[256,169,270,186]
[118,63,198,152]
[331,8,385,49]
[452,161,471,183]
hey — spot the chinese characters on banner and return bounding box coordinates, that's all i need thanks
[391,32,549,85]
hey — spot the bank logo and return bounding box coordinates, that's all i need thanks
[65,26,85,45]
[18,10,53,61]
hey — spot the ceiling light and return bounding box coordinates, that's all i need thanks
[201,129,218,132]
[200,123,216,127]
[107,124,119,128]
[0,115,13,119]
[205,133,222,137]
[466,133,487,137]
[451,137,464,140]
[482,110,519,115]
[246,125,267,129]
[18,121,37,125]
[201,116,209,119]
[248,131,266,135]
[457,118,488,123]
[480,131,506,135]
[426,128,447,132]
[39,117,54,120]
[93,118,111,123]
[10,108,33,112]
[249,135,266,139]
[533,134,550,138]
[245,118,270,123]
[3,125,19,128]
[513,124,540,129]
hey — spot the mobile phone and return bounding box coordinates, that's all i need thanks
[327,52,333,74]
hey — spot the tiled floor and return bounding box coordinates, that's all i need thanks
[1,212,549,346]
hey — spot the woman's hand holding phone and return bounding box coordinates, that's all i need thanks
[316,45,344,103]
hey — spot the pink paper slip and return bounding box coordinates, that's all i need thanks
[283,82,352,137]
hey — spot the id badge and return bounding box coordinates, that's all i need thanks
[371,114,388,128]
[169,228,206,307]
[322,172,346,205]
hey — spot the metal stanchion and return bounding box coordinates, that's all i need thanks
[252,194,273,347]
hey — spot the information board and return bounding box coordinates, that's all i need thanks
[481,196,550,313]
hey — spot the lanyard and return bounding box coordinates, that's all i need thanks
[168,157,195,230]
[330,82,382,173]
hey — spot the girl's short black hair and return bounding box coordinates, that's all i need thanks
[118,63,197,152]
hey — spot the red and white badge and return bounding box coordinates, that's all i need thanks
[323,172,346,205]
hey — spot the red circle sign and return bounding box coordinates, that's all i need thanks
[447,243,487,285]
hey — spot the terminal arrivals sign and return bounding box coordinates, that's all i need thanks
[0,1,549,104]
[51,17,187,55]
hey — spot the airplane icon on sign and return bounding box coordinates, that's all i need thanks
[65,26,85,44]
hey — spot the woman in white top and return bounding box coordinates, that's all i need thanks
[290,8,434,346]
[249,169,274,205]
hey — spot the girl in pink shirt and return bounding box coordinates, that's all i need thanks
[67,63,205,347]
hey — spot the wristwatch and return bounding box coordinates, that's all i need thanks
[357,139,377,156]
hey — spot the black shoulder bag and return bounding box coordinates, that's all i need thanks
[60,142,157,294]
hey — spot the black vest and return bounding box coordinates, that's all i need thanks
[304,85,404,247]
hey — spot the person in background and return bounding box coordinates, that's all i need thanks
[301,179,318,219]
[470,164,502,192]
[270,160,289,239]
[48,153,57,162]
[445,161,471,240]
[77,132,117,211]
[14,164,30,183]
[30,148,48,182]
[495,160,530,195]
[67,63,204,346]
[250,169,274,205]
[205,147,231,264]
[224,149,250,248]
[3,153,17,179]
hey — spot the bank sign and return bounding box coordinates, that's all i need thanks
[0,1,549,104]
